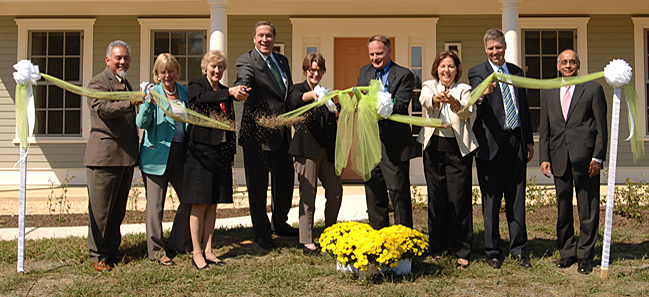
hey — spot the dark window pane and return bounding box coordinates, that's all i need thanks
[64,110,81,134]
[48,111,63,134]
[558,31,574,53]
[31,32,47,56]
[48,32,64,55]
[529,109,540,133]
[187,57,202,80]
[528,89,541,107]
[64,57,80,81]
[35,85,47,109]
[154,32,169,56]
[412,69,422,89]
[171,31,187,55]
[525,57,540,79]
[31,57,46,73]
[542,57,557,79]
[541,31,557,55]
[65,32,81,55]
[35,110,46,134]
[525,31,540,55]
[188,31,204,55]
[411,46,422,68]
[48,86,64,108]
[48,57,63,78]
[65,91,81,108]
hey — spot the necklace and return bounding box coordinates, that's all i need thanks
[163,86,177,96]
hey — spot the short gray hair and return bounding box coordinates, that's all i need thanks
[557,49,580,63]
[105,40,131,58]
[483,29,505,46]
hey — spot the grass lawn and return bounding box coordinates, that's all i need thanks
[1,204,648,296]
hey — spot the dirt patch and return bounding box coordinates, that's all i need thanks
[0,205,296,228]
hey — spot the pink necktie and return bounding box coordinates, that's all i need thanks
[562,88,571,120]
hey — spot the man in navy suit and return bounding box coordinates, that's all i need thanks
[357,35,416,230]
[539,49,607,274]
[468,29,534,269]
[235,21,296,250]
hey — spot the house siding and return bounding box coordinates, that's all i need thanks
[0,16,19,168]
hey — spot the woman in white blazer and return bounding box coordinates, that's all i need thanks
[417,50,478,270]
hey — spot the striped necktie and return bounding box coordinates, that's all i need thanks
[498,67,518,129]
[268,57,286,95]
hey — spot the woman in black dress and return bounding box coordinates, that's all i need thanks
[185,50,249,270]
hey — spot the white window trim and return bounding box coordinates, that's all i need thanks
[14,18,96,144]
[632,17,649,140]
[519,17,590,75]
[138,18,210,85]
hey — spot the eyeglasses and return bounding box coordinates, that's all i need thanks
[307,68,324,75]
[559,59,578,66]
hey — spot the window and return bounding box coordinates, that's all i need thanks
[30,31,83,135]
[152,30,206,85]
[522,30,575,134]
[409,45,424,137]
[16,18,95,142]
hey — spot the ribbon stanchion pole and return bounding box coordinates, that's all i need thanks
[17,148,27,274]
[600,87,621,280]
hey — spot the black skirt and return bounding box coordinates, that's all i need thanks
[182,140,233,205]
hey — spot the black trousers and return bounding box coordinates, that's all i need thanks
[364,143,413,230]
[555,159,600,260]
[423,139,474,260]
[243,138,295,238]
[476,130,528,258]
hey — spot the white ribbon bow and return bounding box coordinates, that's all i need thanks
[376,90,394,119]
[314,85,337,113]
[140,81,154,103]
[604,59,634,140]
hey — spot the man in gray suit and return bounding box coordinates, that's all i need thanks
[539,49,607,275]
[84,40,142,272]
[234,21,296,250]
[357,35,416,230]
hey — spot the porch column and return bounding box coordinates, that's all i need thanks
[500,0,521,66]
[208,0,228,82]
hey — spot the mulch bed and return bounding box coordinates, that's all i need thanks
[0,205,285,228]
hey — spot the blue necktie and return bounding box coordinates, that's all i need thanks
[498,67,518,129]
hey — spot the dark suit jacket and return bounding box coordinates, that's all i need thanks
[187,75,236,161]
[83,66,139,167]
[539,81,607,176]
[286,80,337,162]
[357,62,416,162]
[234,49,293,151]
[468,61,534,161]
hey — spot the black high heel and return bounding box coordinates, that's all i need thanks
[205,258,227,266]
[191,258,208,270]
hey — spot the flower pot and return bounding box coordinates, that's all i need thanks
[336,261,358,274]
[336,261,378,280]
[390,258,412,275]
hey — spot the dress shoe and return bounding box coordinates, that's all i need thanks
[157,255,174,266]
[93,260,112,272]
[109,253,134,265]
[513,254,532,268]
[273,225,299,237]
[205,258,227,266]
[486,257,502,269]
[254,236,276,250]
[556,256,577,268]
[577,258,593,274]
[191,258,208,270]
[302,246,321,256]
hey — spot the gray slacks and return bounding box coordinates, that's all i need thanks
[143,142,190,259]
[294,148,343,244]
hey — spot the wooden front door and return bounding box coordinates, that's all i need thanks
[333,37,394,181]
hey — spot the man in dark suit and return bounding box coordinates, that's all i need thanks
[234,21,296,250]
[468,29,534,269]
[357,35,416,230]
[539,49,607,275]
[84,40,142,272]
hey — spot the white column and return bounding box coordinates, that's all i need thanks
[208,0,228,83]
[500,0,521,67]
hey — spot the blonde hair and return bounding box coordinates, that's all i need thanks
[152,53,181,83]
[201,50,227,74]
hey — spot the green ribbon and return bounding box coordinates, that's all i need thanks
[39,73,233,131]
[14,84,29,150]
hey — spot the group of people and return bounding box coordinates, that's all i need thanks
[83,22,607,276]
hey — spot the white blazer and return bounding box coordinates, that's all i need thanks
[417,80,478,157]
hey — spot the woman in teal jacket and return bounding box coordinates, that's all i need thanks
[136,53,190,266]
